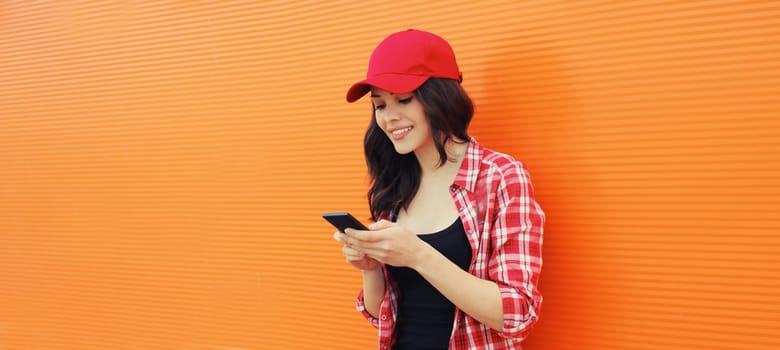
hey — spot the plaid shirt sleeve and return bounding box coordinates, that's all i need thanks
[488,159,545,339]
[355,288,380,328]
[355,266,401,349]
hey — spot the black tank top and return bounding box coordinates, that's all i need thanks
[386,218,473,350]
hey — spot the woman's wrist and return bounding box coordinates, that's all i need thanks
[363,264,383,275]
[411,240,437,272]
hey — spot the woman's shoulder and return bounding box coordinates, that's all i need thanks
[475,143,527,174]
[463,139,531,191]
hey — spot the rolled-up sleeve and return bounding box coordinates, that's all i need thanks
[355,288,380,328]
[489,161,545,339]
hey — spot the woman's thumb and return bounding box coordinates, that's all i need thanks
[369,219,392,230]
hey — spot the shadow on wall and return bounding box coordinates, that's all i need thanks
[476,45,607,348]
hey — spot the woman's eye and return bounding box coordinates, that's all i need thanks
[398,97,413,104]
[374,104,386,111]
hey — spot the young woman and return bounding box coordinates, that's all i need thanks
[333,29,545,350]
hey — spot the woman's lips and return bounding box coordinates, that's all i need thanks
[390,126,413,140]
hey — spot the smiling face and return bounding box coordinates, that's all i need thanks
[370,87,434,155]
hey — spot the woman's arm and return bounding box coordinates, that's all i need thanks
[346,160,544,338]
[335,230,386,322]
[485,160,545,338]
[346,221,504,330]
[360,265,385,318]
[413,245,505,330]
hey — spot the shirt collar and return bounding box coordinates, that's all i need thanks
[452,137,483,193]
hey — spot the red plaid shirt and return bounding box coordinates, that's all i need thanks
[356,138,545,350]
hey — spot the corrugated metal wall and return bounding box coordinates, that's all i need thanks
[2,1,778,349]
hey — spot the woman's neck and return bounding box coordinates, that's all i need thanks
[414,138,469,177]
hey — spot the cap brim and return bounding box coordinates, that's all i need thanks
[346,74,429,102]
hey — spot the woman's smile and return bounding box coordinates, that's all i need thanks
[389,126,414,140]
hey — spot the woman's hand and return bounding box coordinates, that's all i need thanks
[334,231,380,271]
[343,220,430,269]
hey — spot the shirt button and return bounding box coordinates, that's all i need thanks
[450,185,457,192]
[381,315,387,320]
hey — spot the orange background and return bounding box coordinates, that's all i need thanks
[1,1,779,349]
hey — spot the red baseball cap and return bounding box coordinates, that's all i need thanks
[346,29,463,103]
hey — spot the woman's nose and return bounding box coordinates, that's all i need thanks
[379,105,402,122]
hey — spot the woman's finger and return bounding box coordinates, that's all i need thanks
[357,247,384,261]
[342,245,364,257]
[337,232,357,247]
[345,251,366,261]
[333,231,350,245]
[346,254,367,262]
[369,219,393,230]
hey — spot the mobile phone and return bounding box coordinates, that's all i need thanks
[322,212,369,232]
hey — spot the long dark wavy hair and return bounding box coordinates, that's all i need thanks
[364,78,474,221]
